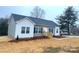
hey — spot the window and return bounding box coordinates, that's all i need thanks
[39,27,43,33]
[34,27,43,33]
[34,27,38,33]
[52,29,53,33]
[26,27,30,33]
[21,27,30,34]
[56,29,58,33]
[21,27,25,34]
[49,28,53,33]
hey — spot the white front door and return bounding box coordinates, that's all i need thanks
[54,27,60,36]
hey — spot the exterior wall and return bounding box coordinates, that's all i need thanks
[8,16,60,39]
[8,16,16,39]
[14,18,34,39]
[43,27,50,36]
[54,27,60,36]
[34,26,60,37]
[43,27,49,32]
[34,33,43,37]
[34,26,49,37]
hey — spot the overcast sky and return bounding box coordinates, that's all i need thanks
[0,6,79,23]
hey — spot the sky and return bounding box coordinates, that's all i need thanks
[0,6,79,24]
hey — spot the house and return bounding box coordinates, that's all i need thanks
[8,14,60,39]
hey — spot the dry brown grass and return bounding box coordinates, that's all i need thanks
[0,36,10,42]
[0,36,79,52]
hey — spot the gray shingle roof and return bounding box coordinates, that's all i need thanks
[11,14,59,27]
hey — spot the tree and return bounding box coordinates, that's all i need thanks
[56,15,67,30]
[31,6,45,18]
[56,6,78,35]
[0,18,8,36]
[64,6,78,35]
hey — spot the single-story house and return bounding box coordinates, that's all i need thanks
[8,14,60,39]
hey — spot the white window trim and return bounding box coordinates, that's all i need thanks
[34,26,43,33]
[21,26,30,34]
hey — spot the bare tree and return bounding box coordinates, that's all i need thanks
[31,6,45,18]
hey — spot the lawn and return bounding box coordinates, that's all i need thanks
[0,36,79,53]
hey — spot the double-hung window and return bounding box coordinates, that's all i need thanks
[34,27,43,33]
[21,27,25,34]
[39,27,43,33]
[26,27,30,33]
[34,27,38,33]
[21,27,30,34]
[56,29,58,33]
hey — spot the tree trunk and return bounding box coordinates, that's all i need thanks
[68,23,70,35]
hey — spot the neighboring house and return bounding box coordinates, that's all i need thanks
[8,14,60,39]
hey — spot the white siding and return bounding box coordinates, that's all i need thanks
[54,27,60,36]
[14,18,34,38]
[8,16,16,39]
[43,27,49,32]
[34,33,43,37]
[8,16,60,39]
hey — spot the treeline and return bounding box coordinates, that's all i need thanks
[0,18,8,36]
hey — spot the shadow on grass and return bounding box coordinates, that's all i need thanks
[43,47,61,53]
[63,46,79,53]
[64,50,79,53]
[8,36,49,43]
[43,46,79,53]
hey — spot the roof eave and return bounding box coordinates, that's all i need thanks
[15,17,36,25]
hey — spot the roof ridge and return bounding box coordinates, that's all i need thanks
[12,13,55,22]
[11,13,59,27]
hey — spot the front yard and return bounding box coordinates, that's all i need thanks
[0,36,79,53]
